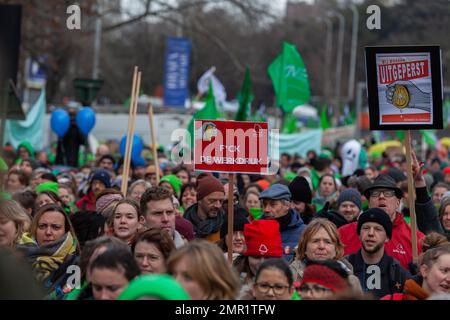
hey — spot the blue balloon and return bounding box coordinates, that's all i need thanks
[50,109,70,137]
[76,107,96,135]
[132,156,146,168]
[120,134,143,160]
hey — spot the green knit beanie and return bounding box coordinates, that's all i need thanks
[159,174,182,197]
[117,274,190,300]
[36,181,59,195]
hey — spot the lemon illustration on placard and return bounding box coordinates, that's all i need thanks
[392,84,410,109]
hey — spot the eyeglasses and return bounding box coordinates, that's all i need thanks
[369,189,396,198]
[297,284,332,295]
[255,283,290,295]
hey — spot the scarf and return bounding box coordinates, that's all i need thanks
[184,204,224,238]
[17,232,77,283]
[275,210,292,230]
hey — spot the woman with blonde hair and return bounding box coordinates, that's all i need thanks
[109,198,144,245]
[167,239,240,300]
[0,199,31,247]
[290,218,361,292]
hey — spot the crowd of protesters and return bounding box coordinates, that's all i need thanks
[1,135,450,301]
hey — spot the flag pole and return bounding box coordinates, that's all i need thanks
[404,130,418,264]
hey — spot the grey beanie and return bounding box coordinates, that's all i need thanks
[337,188,362,210]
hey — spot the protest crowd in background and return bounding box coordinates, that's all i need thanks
[1,126,450,301]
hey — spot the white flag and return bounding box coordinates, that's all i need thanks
[197,67,227,105]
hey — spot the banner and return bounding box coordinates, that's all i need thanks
[4,89,45,150]
[275,129,322,158]
[194,120,269,174]
[163,37,191,107]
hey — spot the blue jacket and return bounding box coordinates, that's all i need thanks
[280,209,306,263]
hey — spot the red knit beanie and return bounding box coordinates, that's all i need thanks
[256,179,270,191]
[301,263,349,293]
[244,220,282,257]
[196,173,225,201]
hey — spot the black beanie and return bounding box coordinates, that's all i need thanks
[357,208,393,239]
[220,206,249,238]
[289,176,312,204]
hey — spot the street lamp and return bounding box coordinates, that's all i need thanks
[315,16,333,102]
[347,4,359,103]
[327,10,345,123]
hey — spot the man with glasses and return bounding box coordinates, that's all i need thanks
[259,184,306,263]
[338,150,442,272]
[184,173,225,242]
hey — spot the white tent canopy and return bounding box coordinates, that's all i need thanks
[292,104,318,119]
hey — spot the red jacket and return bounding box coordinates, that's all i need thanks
[338,213,424,270]
[75,192,96,212]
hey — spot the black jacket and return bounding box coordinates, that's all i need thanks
[314,202,350,229]
[347,250,411,299]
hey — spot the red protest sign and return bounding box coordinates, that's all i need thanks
[193,120,269,174]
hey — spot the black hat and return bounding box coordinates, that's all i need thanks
[289,176,312,204]
[220,206,249,238]
[99,154,116,165]
[357,208,393,239]
[363,174,403,199]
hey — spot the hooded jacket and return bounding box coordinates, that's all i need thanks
[338,212,424,271]
[275,208,306,263]
[75,191,96,212]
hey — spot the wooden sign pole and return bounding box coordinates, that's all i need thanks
[148,103,160,184]
[121,68,141,195]
[404,131,418,264]
[121,67,138,194]
[227,173,235,264]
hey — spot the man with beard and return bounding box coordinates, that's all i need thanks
[259,184,306,263]
[346,208,411,299]
[184,173,225,242]
[76,169,111,211]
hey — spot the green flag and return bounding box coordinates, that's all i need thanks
[395,130,405,142]
[234,67,254,121]
[282,112,298,134]
[419,130,437,147]
[268,42,310,113]
[320,106,330,130]
[444,98,450,128]
[187,82,220,147]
